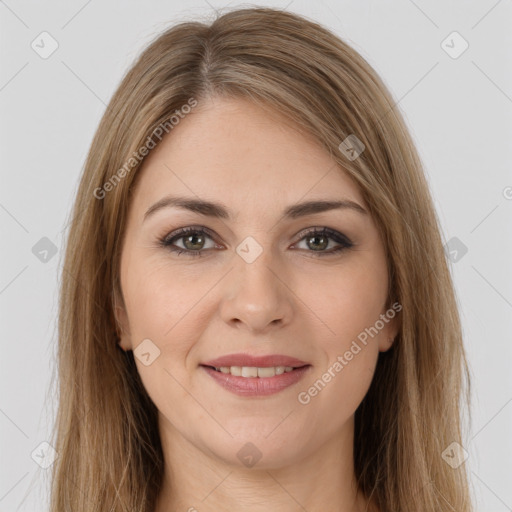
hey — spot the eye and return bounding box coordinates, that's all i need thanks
[158,226,353,257]
[292,227,353,256]
[158,226,219,257]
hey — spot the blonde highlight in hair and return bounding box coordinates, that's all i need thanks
[50,7,472,511]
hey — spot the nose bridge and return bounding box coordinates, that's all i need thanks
[219,235,293,331]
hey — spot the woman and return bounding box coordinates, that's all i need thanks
[50,7,473,512]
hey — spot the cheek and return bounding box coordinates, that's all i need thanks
[122,257,223,404]
[302,256,389,350]
[123,261,205,417]
[294,265,384,427]
[292,255,387,411]
[123,258,207,342]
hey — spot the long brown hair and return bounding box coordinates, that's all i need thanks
[49,7,473,511]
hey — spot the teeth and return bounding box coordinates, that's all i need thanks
[213,366,296,377]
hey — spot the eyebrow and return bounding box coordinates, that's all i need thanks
[143,195,367,222]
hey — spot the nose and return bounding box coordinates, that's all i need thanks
[219,245,294,334]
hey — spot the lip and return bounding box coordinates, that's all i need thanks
[201,353,309,368]
[201,365,312,397]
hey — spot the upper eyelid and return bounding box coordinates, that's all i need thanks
[293,226,352,243]
[163,225,217,243]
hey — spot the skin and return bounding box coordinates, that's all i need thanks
[115,96,398,512]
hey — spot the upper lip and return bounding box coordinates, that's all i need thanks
[201,353,310,368]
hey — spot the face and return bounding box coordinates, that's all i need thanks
[115,95,398,469]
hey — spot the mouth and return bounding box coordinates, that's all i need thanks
[200,364,310,378]
[199,363,312,397]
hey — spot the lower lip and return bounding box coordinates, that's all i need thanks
[200,365,311,397]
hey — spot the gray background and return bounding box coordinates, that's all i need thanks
[1,0,511,510]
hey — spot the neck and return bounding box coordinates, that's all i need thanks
[154,413,372,512]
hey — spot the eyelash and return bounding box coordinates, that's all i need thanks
[157,226,353,258]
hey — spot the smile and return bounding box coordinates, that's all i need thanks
[208,365,298,377]
[200,364,311,397]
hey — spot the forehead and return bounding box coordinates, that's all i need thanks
[130,97,365,216]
